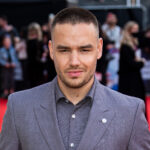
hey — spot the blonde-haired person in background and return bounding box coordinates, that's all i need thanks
[27,22,43,88]
[118,21,146,100]
[28,22,42,41]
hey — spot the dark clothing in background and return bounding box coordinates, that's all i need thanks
[46,57,56,81]
[96,39,110,85]
[6,48,12,63]
[20,59,28,89]
[55,79,96,150]
[41,44,56,82]
[27,39,43,88]
[1,67,14,90]
[118,44,145,100]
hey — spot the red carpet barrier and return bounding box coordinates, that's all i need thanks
[0,99,7,132]
[146,96,150,131]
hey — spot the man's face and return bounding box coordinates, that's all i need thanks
[107,14,117,26]
[3,37,11,49]
[49,23,103,88]
[130,24,139,34]
[0,18,6,28]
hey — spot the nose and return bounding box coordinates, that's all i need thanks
[70,51,80,67]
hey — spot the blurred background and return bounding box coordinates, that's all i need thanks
[0,0,150,29]
[0,0,150,98]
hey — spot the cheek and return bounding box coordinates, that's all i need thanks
[53,55,68,72]
[81,55,97,69]
[89,59,97,70]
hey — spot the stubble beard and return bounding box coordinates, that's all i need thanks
[58,70,95,89]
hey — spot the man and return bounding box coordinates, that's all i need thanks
[0,7,150,150]
[102,12,121,90]
[102,12,122,49]
[0,15,19,47]
[0,35,18,98]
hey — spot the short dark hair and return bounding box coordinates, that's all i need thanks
[51,7,99,37]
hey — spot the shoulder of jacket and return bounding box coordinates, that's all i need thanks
[8,81,53,105]
[97,83,142,108]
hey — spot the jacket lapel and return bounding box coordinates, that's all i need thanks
[34,79,65,150]
[77,82,116,150]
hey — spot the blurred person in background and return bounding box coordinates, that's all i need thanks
[105,40,119,90]
[0,35,18,98]
[141,27,150,59]
[139,27,150,94]
[118,21,145,100]
[102,12,122,49]
[41,23,49,33]
[0,15,19,47]
[27,22,43,88]
[96,23,113,85]
[102,13,121,90]
[126,26,150,94]
[41,20,56,82]
[0,15,20,93]
[15,27,28,90]
[41,31,49,82]
[41,31,56,82]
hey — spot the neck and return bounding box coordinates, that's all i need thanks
[108,24,115,29]
[57,76,94,105]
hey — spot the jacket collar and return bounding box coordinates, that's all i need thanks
[77,80,116,150]
[34,78,66,150]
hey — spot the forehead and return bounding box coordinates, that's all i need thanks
[52,23,98,44]
[51,23,98,47]
[133,24,138,28]
[107,14,116,19]
[52,23,97,35]
[130,24,139,30]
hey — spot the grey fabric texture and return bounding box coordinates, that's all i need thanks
[0,77,150,150]
[55,79,96,150]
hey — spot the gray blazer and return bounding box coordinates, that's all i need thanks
[0,78,150,150]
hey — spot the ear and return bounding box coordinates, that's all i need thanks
[48,40,54,60]
[97,38,103,60]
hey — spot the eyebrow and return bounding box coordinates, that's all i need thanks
[56,45,70,50]
[79,44,93,49]
[56,44,93,50]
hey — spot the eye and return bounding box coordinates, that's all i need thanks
[59,49,69,53]
[80,49,90,52]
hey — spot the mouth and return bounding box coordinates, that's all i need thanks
[67,70,83,78]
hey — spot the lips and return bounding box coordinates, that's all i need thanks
[67,70,83,77]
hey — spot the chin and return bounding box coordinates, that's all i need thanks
[58,72,94,88]
[66,83,85,89]
[64,77,91,89]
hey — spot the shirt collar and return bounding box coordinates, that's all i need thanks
[55,76,97,103]
[55,80,65,103]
